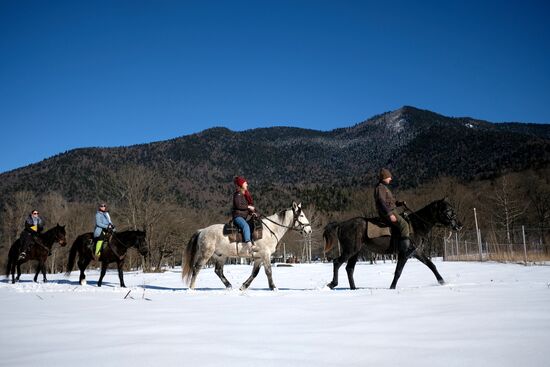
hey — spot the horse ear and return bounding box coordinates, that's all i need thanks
[297,202,302,209]
[292,201,298,210]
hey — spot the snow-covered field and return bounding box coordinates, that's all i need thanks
[1,260,549,367]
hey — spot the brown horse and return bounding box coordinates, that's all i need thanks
[66,230,148,287]
[5,224,67,283]
[323,198,462,290]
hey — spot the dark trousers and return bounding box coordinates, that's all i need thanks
[385,210,410,239]
[20,230,38,253]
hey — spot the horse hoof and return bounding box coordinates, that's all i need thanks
[438,279,445,285]
[327,282,336,289]
[239,285,248,291]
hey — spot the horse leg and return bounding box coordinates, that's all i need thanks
[345,253,359,290]
[214,257,232,289]
[78,257,91,285]
[327,255,347,289]
[389,255,409,289]
[117,261,126,288]
[34,262,41,283]
[240,259,262,291]
[16,262,22,282]
[41,260,48,283]
[262,257,276,290]
[97,261,108,287]
[414,251,445,285]
[10,261,16,284]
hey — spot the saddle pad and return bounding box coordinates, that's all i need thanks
[367,221,391,239]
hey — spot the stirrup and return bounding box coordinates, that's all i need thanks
[18,252,26,260]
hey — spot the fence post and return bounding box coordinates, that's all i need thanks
[522,225,528,265]
[474,208,483,261]
[455,232,459,260]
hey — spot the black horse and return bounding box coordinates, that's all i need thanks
[323,198,462,290]
[66,230,148,287]
[5,224,67,284]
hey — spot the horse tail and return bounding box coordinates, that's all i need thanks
[182,231,200,284]
[5,240,18,278]
[65,235,80,276]
[323,221,340,256]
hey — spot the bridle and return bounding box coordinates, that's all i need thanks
[260,207,311,234]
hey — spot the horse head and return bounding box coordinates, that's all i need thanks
[435,198,462,231]
[292,202,312,235]
[134,230,149,257]
[52,223,68,247]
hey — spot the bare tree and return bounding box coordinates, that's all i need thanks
[492,176,526,244]
[526,181,550,245]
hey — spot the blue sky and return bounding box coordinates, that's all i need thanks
[1,0,549,173]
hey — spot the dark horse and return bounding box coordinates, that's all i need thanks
[66,230,148,287]
[5,224,67,284]
[323,198,462,290]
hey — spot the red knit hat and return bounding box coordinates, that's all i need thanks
[234,176,247,187]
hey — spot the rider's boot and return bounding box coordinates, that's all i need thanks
[18,250,27,261]
[94,240,103,260]
[250,239,260,253]
[241,241,253,255]
[18,241,29,260]
[399,237,416,258]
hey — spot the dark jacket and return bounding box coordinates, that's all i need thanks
[374,181,397,217]
[232,191,250,219]
[24,215,44,233]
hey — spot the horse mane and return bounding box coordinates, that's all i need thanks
[276,209,289,222]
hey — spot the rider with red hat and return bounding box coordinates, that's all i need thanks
[232,176,256,253]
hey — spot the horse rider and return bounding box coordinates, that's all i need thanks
[18,209,45,260]
[374,168,416,258]
[232,176,257,253]
[93,202,115,259]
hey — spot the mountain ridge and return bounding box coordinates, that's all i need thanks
[1,106,549,211]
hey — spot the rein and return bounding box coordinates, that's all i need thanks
[403,203,434,228]
[258,207,311,244]
[35,228,64,253]
[404,202,457,232]
[108,233,132,260]
[260,208,311,232]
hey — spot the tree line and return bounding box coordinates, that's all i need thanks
[1,166,549,274]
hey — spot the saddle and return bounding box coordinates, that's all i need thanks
[223,217,263,244]
[367,218,392,239]
[367,214,414,239]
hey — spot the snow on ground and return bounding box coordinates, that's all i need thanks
[1,259,549,367]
